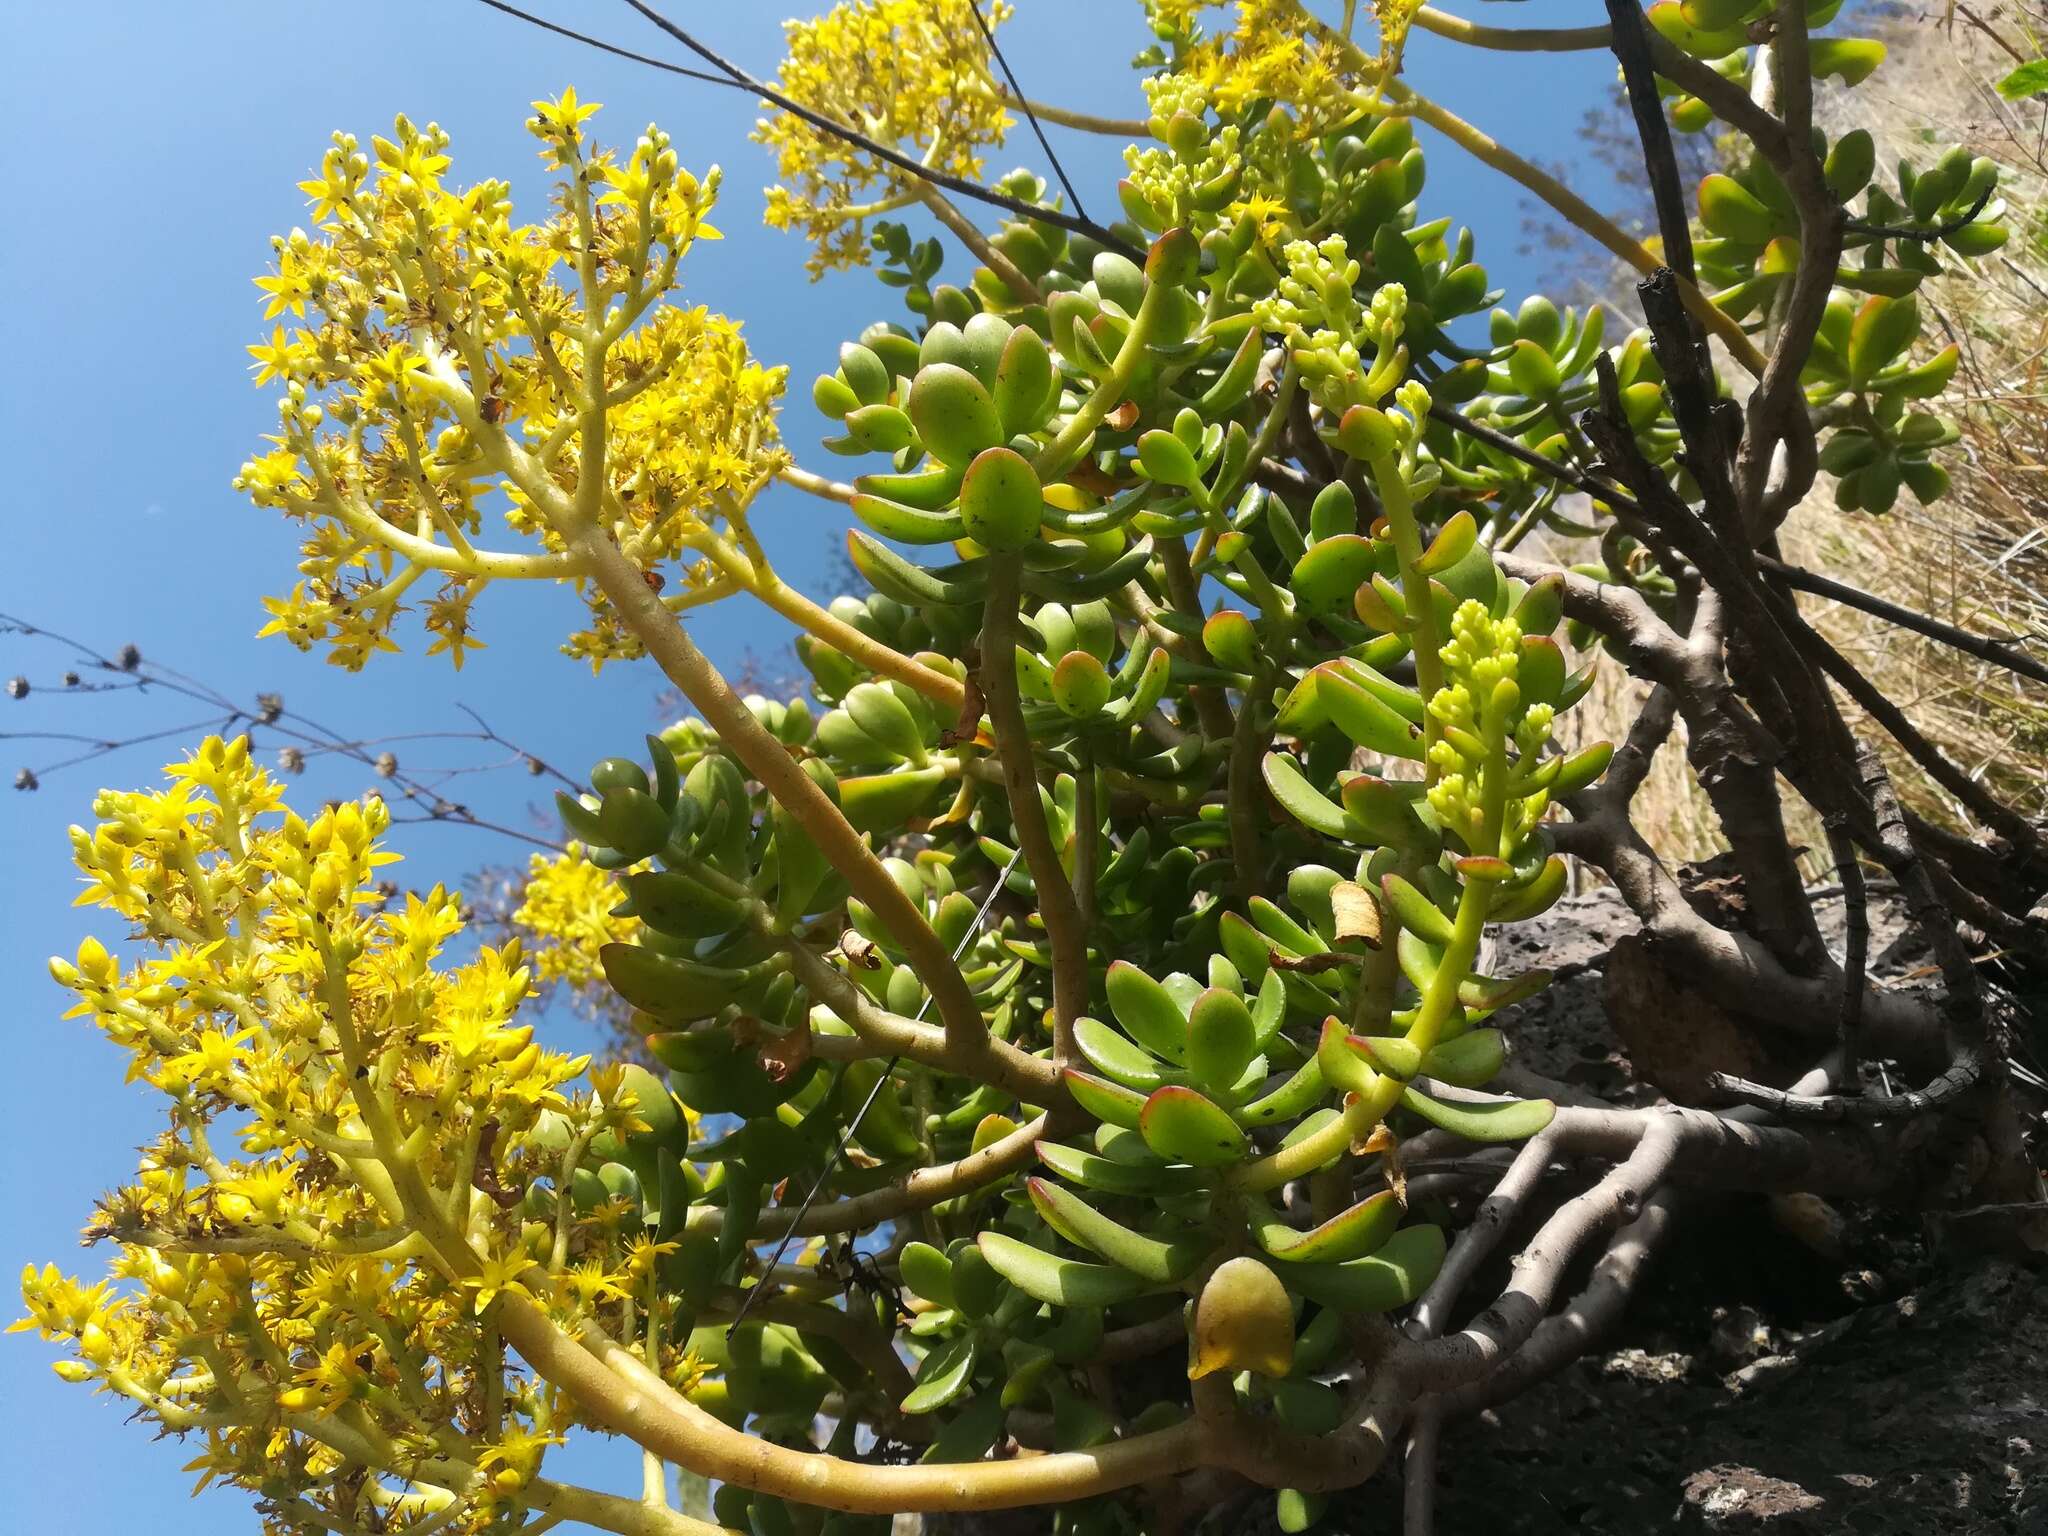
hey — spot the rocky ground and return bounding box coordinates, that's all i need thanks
[1328,890,2048,1535]
[1338,1216,2045,1533]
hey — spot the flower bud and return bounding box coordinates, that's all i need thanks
[1164,111,1207,158]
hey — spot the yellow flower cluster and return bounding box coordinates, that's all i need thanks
[18,737,696,1530]
[1366,0,1429,96]
[756,0,1015,275]
[1162,0,1362,130]
[236,96,789,673]
[512,844,639,993]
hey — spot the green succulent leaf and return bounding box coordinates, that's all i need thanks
[1185,987,1258,1092]
[1072,1015,1168,1091]
[1282,1223,1448,1312]
[1139,1084,1250,1166]
[975,1231,1154,1307]
[1063,1068,1149,1129]
[1252,1189,1401,1263]
[899,1241,957,1310]
[1035,1140,1201,1196]
[1105,960,1190,1064]
[1025,1179,1206,1282]
[1399,1085,1556,1141]
[900,1334,979,1414]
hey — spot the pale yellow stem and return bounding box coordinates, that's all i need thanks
[1410,8,1611,51]
[1384,85,1768,376]
[997,90,1149,138]
[917,184,1044,305]
[526,1481,735,1536]
[693,533,966,712]
[777,465,854,503]
[493,1297,1204,1514]
[305,480,584,580]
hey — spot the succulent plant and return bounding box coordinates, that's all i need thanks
[24,2,2032,1533]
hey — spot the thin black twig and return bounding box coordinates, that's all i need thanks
[1410,417,2048,692]
[1430,403,1642,517]
[614,0,1142,258]
[964,0,1089,225]
[1756,554,2048,689]
[1845,185,1995,243]
[3,612,571,850]
[472,0,741,89]
[1827,817,1868,1087]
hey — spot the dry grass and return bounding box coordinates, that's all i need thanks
[1786,2,2048,836]
[1559,5,2048,871]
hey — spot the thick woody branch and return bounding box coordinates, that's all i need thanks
[495,1298,1204,1513]
[981,557,1089,1060]
[1404,1114,1682,1390]
[1711,1046,1989,1120]
[1436,1188,1679,1417]
[1603,0,1696,284]
[557,522,991,1053]
[1550,808,1949,1069]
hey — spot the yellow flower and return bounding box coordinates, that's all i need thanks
[23,740,631,1527]
[754,0,1015,276]
[1172,0,1363,131]
[465,1250,540,1315]
[246,326,315,386]
[558,1257,630,1308]
[512,845,640,994]
[478,1423,565,1493]
[528,87,602,160]
[233,106,788,672]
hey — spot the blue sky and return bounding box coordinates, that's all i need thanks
[0,1,1614,1526]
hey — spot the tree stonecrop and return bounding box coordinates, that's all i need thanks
[24,0,2043,1532]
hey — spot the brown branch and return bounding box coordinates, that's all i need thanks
[980,557,1088,1062]
[1845,184,1996,243]
[1758,554,2048,690]
[1711,1046,1988,1121]
[1602,0,1696,284]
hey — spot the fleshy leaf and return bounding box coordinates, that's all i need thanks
[976,1231,1153,1307]
[1139,1084,1250,1166]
